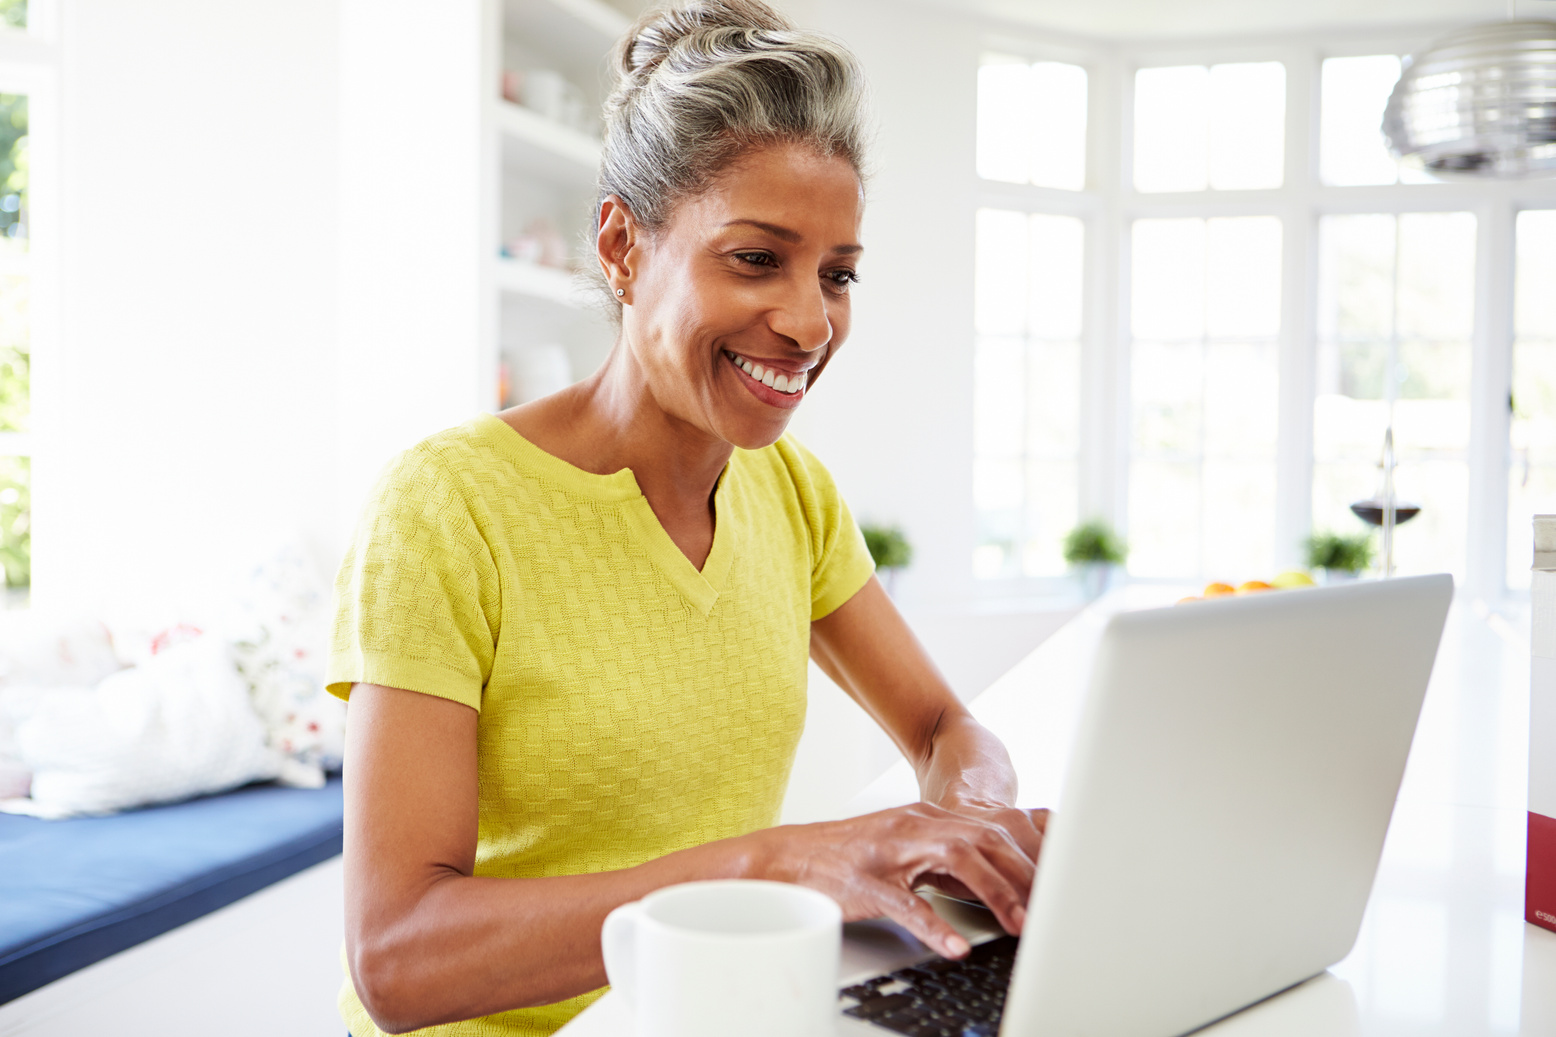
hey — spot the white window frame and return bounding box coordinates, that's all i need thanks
[974,23,1556,603]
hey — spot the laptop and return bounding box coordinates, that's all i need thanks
[838,573,1453,1037]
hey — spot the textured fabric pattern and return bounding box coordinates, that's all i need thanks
[327,413,874,1037]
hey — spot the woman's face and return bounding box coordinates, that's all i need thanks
[601,142,864,451]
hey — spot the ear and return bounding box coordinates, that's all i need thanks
[596,195,639,301]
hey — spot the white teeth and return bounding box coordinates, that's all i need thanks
[728,351,807,394]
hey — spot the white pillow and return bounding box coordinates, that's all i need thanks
[0,636,286,819]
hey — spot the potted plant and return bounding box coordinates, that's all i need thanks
[861,524,913,595]
[1063,519,1127,599]
[1303,530,1375,582]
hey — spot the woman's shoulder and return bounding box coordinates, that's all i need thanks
[364,414,527,521]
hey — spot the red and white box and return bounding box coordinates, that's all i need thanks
[1532,515,1556,933]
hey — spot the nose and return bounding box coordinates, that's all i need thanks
[768,275,832,355]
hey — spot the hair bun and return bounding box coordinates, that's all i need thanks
[617,0,792,80]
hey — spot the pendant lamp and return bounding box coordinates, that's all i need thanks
[1382,18,1556,179]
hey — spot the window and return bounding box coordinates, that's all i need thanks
[977,56,1087,191]
[1133,62,1285,192]
[973,210,1084,579]
[1319,56,1433,186]
[1313,213,1476,579]
[1129,216,1282,578]
[1510,210,1556,588]
[971,38,1556,597]
[973,53,1090,585]
[0,79,30,597]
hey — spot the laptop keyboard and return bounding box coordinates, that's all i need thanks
[839,935,1018,1037]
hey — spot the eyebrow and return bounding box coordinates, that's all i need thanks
[722,219,864,256]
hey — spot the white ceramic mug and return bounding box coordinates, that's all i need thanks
[601,879,842,1037]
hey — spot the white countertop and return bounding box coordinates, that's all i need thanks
[560,587,1556,1036]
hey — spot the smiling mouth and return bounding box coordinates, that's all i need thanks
[723,349,809,396]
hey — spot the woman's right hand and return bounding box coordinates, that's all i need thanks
[746,802,1045,959]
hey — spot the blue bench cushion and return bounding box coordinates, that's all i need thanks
[0,776,343,1005]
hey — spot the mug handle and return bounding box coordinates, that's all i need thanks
[601,900,643,1009]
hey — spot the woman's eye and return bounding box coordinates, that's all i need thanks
[735,251,777,268]
[825,269,861,290]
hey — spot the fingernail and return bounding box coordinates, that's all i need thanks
[947,934,970,957]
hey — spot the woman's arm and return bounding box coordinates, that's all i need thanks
[347,681,1041,1032]
[809,576,1049,863]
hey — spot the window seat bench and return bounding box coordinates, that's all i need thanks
[0,776,343,1006]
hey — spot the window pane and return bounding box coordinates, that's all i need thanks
[1397,213,1476,340]
[1028,62,1087,191]
[1511,210,1556,588]
[1203,459,1277,577]
[1026,341,1080,455]
[974,211,1085,580]
[1028,213,1084,339]
[1132,218,1205,339]
[1129,216,1282,582]
[1204,342,1278,459]
[1207,216,1282,338]
[1132,341,1202,456]
[1135,66,1208,193]
[1136,62,1283,193]
[1129,459,1200,576]
[0,2,23,30]
[1318,214,1397,341]
[1320,56,1403,186]
[0,93,26,252]
[1208,62,1285,190]
[974,209,1028,335]
[0,274,27,433]
[0,454,27,589]
[974,336,1024,460]
[977,55,1087,191]
[1023,459,1078,577]
[977,58,1032,185]
[1314,213,1475,580]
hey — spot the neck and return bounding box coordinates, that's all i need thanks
[546,342,734,510]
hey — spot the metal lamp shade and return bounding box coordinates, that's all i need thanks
[1383,20,1556,179]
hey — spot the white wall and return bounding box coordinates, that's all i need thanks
[40,0,343,618]
[792,0,984,613]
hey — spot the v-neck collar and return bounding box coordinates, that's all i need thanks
[478,413,735,618]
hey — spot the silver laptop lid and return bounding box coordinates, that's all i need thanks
[1001,574,1453,1037]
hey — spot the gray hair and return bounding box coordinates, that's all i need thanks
[592,0,869,305]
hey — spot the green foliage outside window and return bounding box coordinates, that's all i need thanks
[0,94,26,242]
[0,454,27,587]
[0,2,25,30]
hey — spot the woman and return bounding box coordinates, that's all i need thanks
[328,2,1048,1034]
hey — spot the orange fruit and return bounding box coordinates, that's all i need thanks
[1203,582,1235,597]
[1237,580,1273,593]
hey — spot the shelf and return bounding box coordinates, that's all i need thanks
[503,0,632,82]
[494,259,591,308]
[495,100,601,185]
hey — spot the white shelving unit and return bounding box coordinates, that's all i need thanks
[483,0,641,409]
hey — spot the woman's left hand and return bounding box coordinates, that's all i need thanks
[918,799,1050,905]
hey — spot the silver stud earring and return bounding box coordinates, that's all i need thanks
[615,288,625,297]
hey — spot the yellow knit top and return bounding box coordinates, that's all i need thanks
[326,412,875,1037]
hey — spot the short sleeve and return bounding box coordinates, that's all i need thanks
[325,447,502,711]
[776,436,876,621]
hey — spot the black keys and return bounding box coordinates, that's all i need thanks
[840,935,1018,1036]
